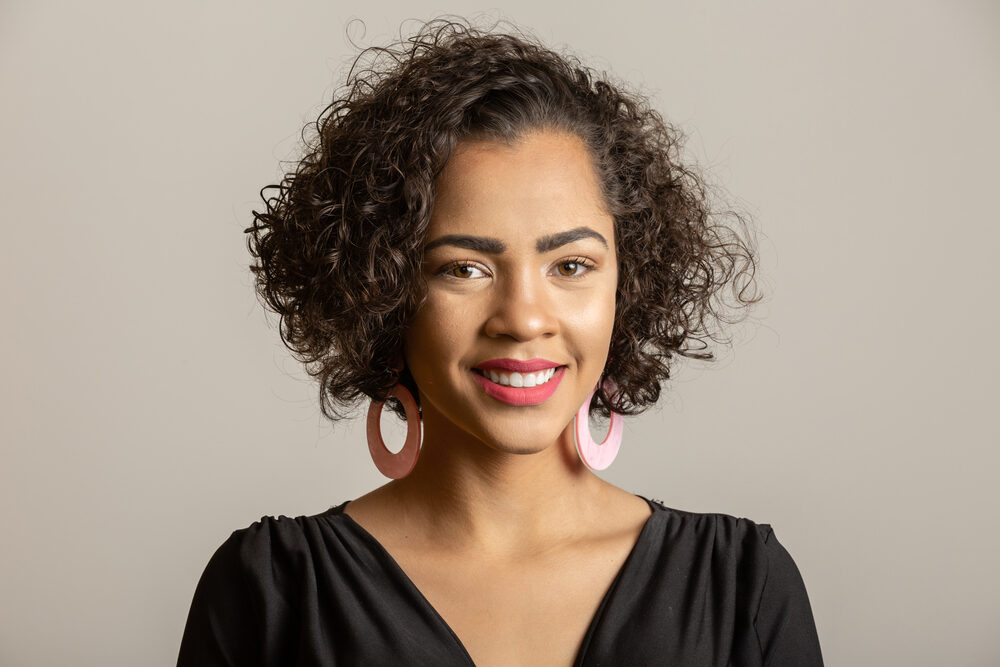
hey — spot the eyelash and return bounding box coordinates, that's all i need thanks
[436,257,596,280]
[438,261,490,280]
[552,256,596,278]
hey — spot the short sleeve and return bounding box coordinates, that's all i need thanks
[753,526,824,666]
[176,531,260,667]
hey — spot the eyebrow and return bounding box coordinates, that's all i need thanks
[423,234,506,254]
[535,227,608,253]
[423,226,608,255]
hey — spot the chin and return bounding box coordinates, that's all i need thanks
[476,419,571,456]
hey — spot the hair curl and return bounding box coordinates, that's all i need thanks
[245,18,760,422]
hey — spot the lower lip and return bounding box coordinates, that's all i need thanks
[472,367,566,406]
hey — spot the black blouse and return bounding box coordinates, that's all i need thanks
[177,495,823,666]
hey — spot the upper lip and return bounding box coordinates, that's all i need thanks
[475,358,563,373]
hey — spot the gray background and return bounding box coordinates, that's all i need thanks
[2,1,998,665]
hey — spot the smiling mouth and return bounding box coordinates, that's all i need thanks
[470,365,567,406]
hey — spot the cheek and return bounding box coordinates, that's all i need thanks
[403,293,476,377]
[566,280,617,352]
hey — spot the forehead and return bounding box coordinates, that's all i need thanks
[428,130,613,242]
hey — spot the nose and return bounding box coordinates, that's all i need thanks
[483,268,559,342]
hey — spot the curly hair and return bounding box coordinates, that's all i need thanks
[245,18,760,422]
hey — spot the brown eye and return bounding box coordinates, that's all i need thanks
[441,263,486,279]
[557,261,581,276]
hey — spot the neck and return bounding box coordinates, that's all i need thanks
[383,408,611,557]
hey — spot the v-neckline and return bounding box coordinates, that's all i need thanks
[332,494,660,666]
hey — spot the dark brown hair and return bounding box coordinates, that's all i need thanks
[245,19,760,421]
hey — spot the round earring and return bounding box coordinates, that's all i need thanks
[366,384,422,479]
[573,378,624,471]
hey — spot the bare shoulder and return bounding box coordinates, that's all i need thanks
[341,483,406,542]
[585,482,654,547]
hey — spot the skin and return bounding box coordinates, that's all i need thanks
[344,129,652,667]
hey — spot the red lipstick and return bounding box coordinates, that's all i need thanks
[471,359,566,406]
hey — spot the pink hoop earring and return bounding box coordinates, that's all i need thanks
[573,378,624,471]
[366,384,421,479]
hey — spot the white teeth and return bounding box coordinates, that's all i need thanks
[482,367,558,388]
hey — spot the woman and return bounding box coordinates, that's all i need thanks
[178,20,823,666]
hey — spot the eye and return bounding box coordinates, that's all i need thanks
[551,258,594,278]
[439,262,488,280]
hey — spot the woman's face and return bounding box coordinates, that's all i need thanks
[404,129,618,455]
